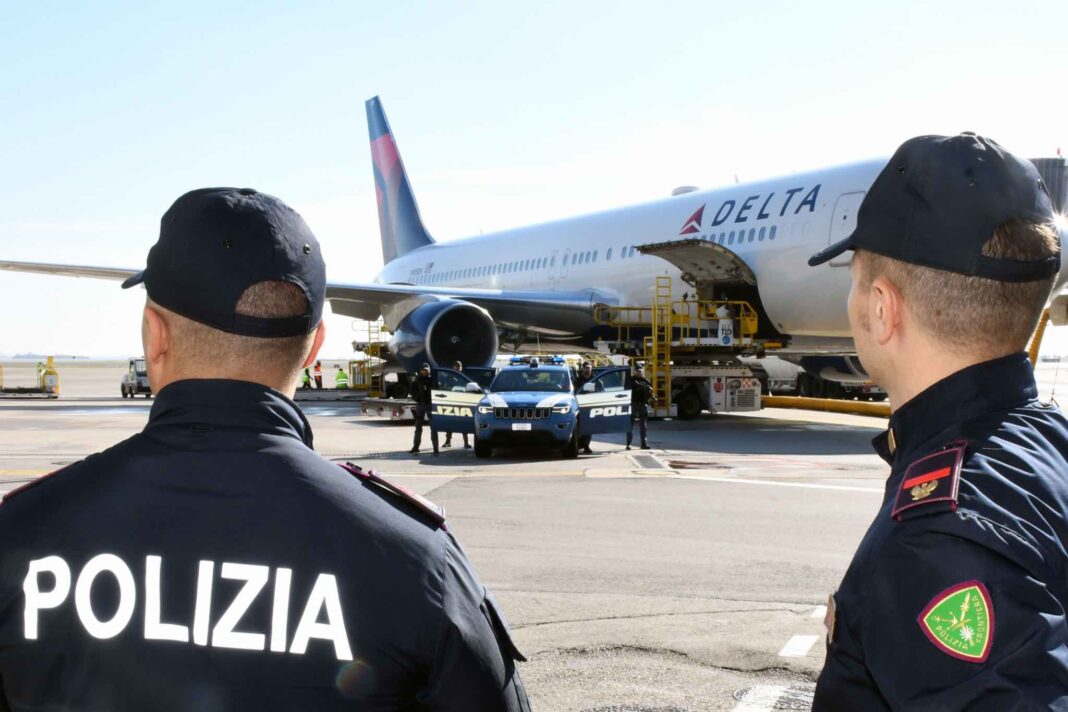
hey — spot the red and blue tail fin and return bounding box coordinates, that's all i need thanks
[366,96,435,264]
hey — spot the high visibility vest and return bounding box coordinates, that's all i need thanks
[301,370,311,385]
[335,370,349,388]
[314,365,322,378]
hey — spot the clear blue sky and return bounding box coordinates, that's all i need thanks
[2,1,1066,357]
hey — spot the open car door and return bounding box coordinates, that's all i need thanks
[576,367,632,436]
[430,368,482,435]
[462,366,498,391]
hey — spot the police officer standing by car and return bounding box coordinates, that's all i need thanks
[572,360,596,454]
[0,188,529,711]
[807,134,1068,710]
[408,362,440,456]
[443,360,470,449]
[627,363,654,450]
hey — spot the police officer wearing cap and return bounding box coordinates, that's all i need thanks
[408,362,439,455]
[572,361,596,454]
[808,135,1068,709]
[0,188,530,711]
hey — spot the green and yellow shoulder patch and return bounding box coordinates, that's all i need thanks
[917,580,993,662]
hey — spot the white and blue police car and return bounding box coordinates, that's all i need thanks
[430,356,633,458]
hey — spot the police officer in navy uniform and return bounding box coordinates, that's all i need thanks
[626,363,654,450]
[408,363,439,455]
[572,361,596,454]
[0,188,529,711]
[808,134,1068,710]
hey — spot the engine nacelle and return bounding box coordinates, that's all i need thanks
[799,356,870,384]
[389,299,499,372]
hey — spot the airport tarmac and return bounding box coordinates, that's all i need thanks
[2,362,1067,710]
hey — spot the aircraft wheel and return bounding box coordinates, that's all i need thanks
[797,375,814,398]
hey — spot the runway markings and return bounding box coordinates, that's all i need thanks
[670,474,882,493]
[732,684,792,711]
[778,633,819,657]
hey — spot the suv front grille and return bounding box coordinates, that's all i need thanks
[494,407,551,419]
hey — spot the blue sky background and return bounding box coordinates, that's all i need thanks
[1,1,1066,357]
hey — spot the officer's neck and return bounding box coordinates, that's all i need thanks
[884,340,1018,414]
[150,367,299,400]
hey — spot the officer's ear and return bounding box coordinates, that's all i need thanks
[143,303,171,366]
[302,321,327,368]
[868,275,904,346]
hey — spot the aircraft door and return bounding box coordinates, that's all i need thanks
[548,249,559,284]
[828,192,865,267]
[576,367,632,436]
[430,368,481,434]
[561,249,572,278]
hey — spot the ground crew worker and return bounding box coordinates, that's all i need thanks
[0,188,529,711]
[313,360,323,388]
[335,366,349,389]
[572,360,596,454]
[627,363,654,450]
[300,366,312,389]
[807,134,1067,710]
[409,363,439,455]
[443,360,470,449]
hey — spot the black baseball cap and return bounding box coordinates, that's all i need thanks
[122,188,326,337]
[809,133,1058,282]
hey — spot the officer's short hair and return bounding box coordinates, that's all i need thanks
[162,280,315,375]
[856,219,1059,355]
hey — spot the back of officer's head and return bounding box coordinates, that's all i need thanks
[810,134,1060,372]
[125,188,327,394]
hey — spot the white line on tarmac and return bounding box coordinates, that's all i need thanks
[669,474,882,493]
[810,605,828,618]
[732,684,789,711]
[778,634,820,657]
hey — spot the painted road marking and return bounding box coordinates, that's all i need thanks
[671,474,882,493]
[778,634,819,657]
[732,684,790,711]
[810,605,827,618]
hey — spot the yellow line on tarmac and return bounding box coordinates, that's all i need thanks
[0,470,43,476]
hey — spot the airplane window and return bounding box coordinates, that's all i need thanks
[606,248,612,261]
[572,253,578,265]
[593,250,598,263]
[759,227,766,241]
[769,226,777,240]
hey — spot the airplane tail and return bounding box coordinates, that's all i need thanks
[366,96,435,264]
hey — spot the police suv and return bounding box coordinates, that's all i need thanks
[430,357,632,458]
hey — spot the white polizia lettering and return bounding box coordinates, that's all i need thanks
[289,573,353,661]
[212,563,269,651]
[74,554,136,639]
[20,556,352,661]
[24,556,71,640]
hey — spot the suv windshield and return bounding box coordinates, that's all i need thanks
[490,369,571,393]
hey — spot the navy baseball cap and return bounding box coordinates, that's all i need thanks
[122,188,326,337]
[809,133,1058,282]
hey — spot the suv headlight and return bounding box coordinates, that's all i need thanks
[478,406,494,414]
[552,404,571,414]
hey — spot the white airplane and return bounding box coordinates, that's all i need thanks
[3,97,1066,381]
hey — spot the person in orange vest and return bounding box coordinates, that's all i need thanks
[313,361,323,389]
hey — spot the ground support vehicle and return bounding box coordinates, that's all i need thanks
[668,363,762,419]
[430,357,632,458]
[0,358,60,399]
[742,356,886,401]
[120,358,151,398]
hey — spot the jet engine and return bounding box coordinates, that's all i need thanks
[799,356,870,384]
[389,299,499,371]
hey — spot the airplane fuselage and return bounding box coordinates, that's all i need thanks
[374,159,888,344]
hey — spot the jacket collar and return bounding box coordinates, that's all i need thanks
[873,352,1037,465]
[144,379,313,448]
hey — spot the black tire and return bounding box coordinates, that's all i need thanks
[474,438,491,458]
[797,375,814,398]
[120,387,127,398]
[870,394,888,402]
[812,378,828,399]
[676,389,702,420]
[825,382,845,400]
[389,382,409,399]
[562,432,579,458]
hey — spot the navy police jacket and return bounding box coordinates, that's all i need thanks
[0,380,530,711]
[814,354,1068,710]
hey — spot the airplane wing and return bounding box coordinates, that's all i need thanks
[0,260,138,282]
[0,260,616,335]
